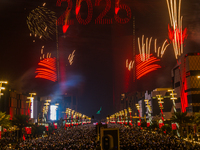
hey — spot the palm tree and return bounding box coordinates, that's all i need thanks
[11,114,32,141]
[0,111,11,129]
[170,112,193,136]
[194,113,200,125]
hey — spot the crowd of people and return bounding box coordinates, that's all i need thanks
[1,123,200,150]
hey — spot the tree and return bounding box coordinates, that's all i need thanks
[170,112,193,136]
[0,111,11,129]
[11,114,32,140]
[194,113,200,125]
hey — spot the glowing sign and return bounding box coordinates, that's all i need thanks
[31,98,33,118]
[50,105,57,120]
[56,0,131,25]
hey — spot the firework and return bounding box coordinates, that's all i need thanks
[138,35,152,61]
[76,0,81,15]
[68,50,76,65]
[27,6,57,40]
[136,54,161,79]
[154,39,170,58]
[126,59,134,71]
[35,58,57,82]
[115,0,120,14]
[62,9,71,33]
[166,0,187,59]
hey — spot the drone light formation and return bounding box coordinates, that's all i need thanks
[27,6,57,40]
[35,58,57,82]
[166,0,187,59]
[136,54,161,79]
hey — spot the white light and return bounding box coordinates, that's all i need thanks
[31,98,33,118]
[50,105,57,121]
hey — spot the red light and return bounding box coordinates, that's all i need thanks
[114,0,131,24]
[56,0,74,26]
[76,6,80,15]
[35,58,57,82]
[76,0,93,25]
[180,57,188,112]
[62,24,69,33]
[95,0,112,24]
[168,24,187,45]
[136,54,161,79]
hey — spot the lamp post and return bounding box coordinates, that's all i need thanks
[124,109,127,124]
[156,95,165,128]
[44,100,51,122]
[0,81,7,97]
[136,103,142,129]
[0,81,7,112]
[168,89,180,137]
[26,93,36,118]
[144,99,152,125]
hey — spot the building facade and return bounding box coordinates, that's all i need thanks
[172,53,200,114]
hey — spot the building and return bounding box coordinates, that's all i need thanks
[172,53,200,114]
[40,94,78,121]
[150,88,173,120]
[119,88,174,120]
[1,89,39,122]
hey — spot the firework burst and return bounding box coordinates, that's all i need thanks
[166,0,187,59]
[27,6,57,40]
[136,54,161,79]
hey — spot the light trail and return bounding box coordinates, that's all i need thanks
[35,58,57,82]
[138,35,152,61]
[135,54,161,79]
[68,50,76,65]
[166,0,187,59]
[154,39,170,58]
[27,6,56,40]
[126,59,134,71]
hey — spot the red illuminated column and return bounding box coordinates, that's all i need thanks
[136,104,142,130]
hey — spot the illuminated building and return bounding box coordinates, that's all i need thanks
[40,94,78,121]
[5,89,38,122]
[120,89,174,120]
[172,53,200,114]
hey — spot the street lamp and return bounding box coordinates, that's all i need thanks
[43,100,51,122]
[0,81,8,97]
[26,93,36,118]
[168,89,180,137]
[156,95,165,128]
[144,99,152,125]
[136,103,142,129]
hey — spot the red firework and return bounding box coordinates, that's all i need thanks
[136,54,161,79]
[168,24,187,45]
[35,58,57,82]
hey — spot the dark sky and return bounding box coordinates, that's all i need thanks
[0,0,200,119]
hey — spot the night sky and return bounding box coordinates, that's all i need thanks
[0,0,200,120]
